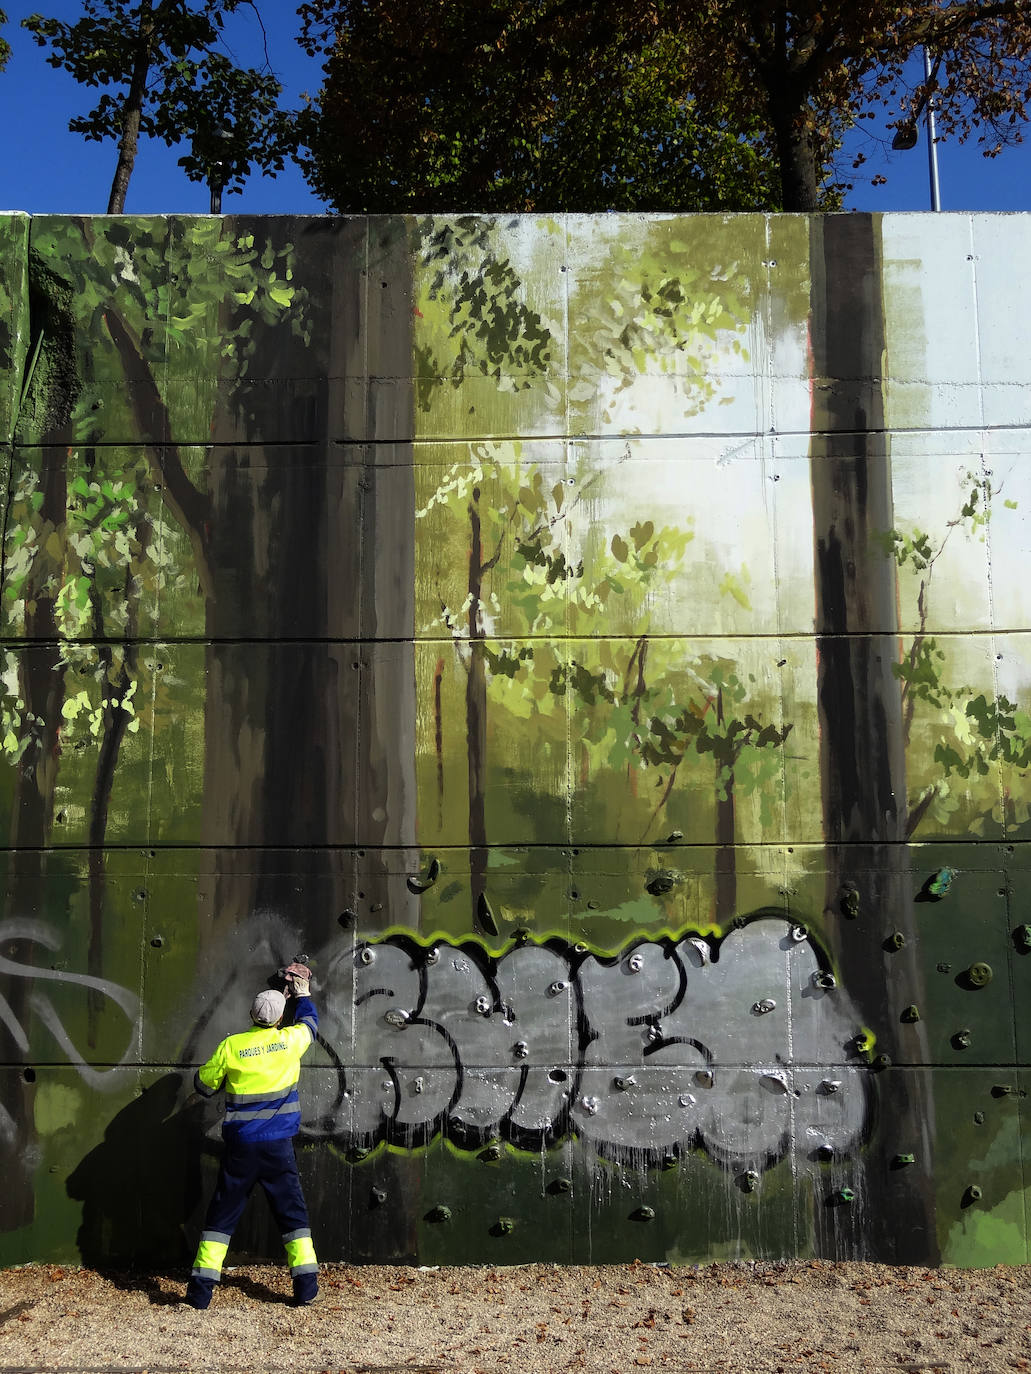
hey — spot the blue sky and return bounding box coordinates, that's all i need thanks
[2,0,1030,217]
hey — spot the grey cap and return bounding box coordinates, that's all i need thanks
[250,988,286,1027]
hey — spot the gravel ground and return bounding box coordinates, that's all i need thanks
[1,1261,1030,1373]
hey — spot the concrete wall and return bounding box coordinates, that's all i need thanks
[0,212,1029,1268]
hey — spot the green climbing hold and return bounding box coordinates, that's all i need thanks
[926,867,956,899]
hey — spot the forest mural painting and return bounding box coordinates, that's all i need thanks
[0,211,1029,1269]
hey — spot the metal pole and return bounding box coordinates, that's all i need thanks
[924,47,941,211]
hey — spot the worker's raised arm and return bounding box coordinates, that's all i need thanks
[284,961,318,1043]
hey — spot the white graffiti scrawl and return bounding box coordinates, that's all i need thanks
[306,914,869,1170]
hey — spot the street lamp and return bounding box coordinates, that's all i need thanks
[891,49,941,210]
[207,126,235,215]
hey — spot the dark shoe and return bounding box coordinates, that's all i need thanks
[185,1277,215,1310]
[292,1273,318,1306]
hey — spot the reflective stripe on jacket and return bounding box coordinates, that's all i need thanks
[194,996,318,1141]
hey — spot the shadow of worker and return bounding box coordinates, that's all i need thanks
[66,1072,209,1279]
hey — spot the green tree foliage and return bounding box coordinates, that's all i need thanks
[296,0,780,212]
[665,1,1031,211]
[23,0,293,212]
[297,0,1031,213]
[0,9,10,74]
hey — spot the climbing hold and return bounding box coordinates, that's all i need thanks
[477,892,499,935]
[852,1032,873,1055]
[811,1143,834,1162]
[474,995,492,1016]
[631,1206,655,1222]
[370,1187,387,1207]
[872,1054,892,1071]
[992,1084,1014,1098]
[383,1009,410,1028]
[925,867,957,899]
[493,1217,515,1235]
[973,1112,985,1125]
[413,1076,424,1094]
[761,1072,789,1094]
[694,1069,714,1089]
[838,882,860,919]
[811,970,837,991]
[581,1096,599,1116]
[835,1187,855,1205]
[547,980,569,996]
[964,962,993,989]
[661,1154,678,1172]
[752,998,776,1015]
[666,830,684,843]
[884,931,906,952]
[739,1170,760,1193]
[893,1153,916,1168]
[790,924,808,942]
[646,868,681,896]
[614,1075,636,1091]
[479,1144,502,1163]
[687,937,710,965]
[513,1040,529,1059]
[425,946,440,965]
[952,1029,972,1050]
[901,1004,921,1023]
[426,1205,452,1223]
[407,856,441,893]
[359,947,375,965]
[962,1185,982,1206]
[338,909,356,929]
[1014,925,1031,952]
[818,1079,842,1095]
[547,1177,572,1195]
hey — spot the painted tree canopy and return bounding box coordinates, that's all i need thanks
[297,0,1031,212]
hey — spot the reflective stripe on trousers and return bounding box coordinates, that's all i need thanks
[192,1230,231,1282]
[283,1227,318,1275]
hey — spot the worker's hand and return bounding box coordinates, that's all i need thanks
[284,962,312,997]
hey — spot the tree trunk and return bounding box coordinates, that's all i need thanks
[768,95,820,212]
[808,215,937,1263]
[107,0,153,215]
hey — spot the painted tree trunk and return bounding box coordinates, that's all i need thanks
[807,215,937,1263]
[0,245,81,1228]
[714,685,737,925]
[465,490,489,930]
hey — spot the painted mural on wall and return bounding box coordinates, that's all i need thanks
[0,211,1029,1269]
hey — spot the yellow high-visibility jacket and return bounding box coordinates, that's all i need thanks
[194,996,318,1142]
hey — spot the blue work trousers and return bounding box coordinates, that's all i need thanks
[188,1137,317,1307]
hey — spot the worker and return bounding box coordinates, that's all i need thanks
[185,962,319,1310]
